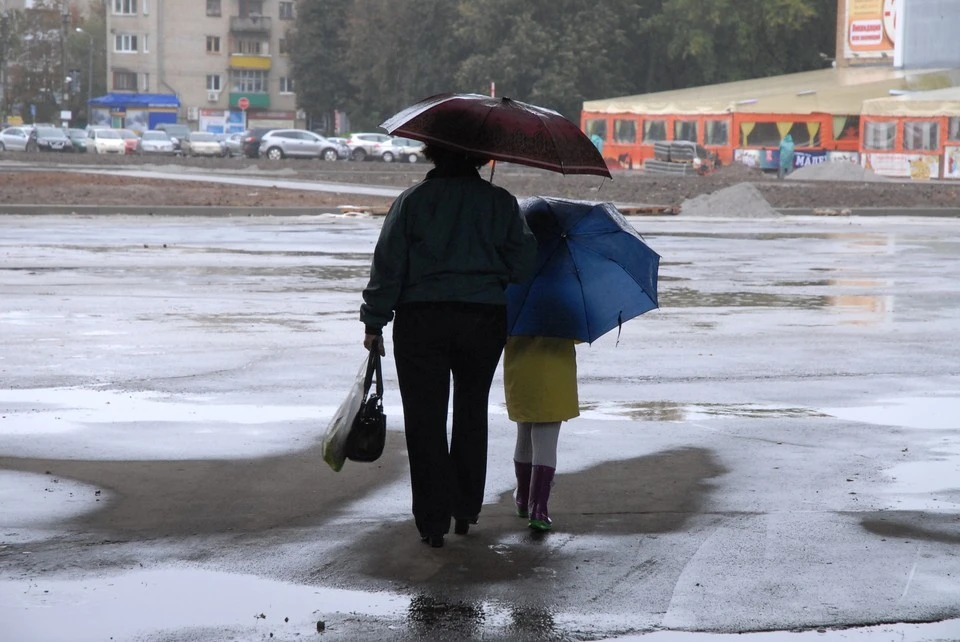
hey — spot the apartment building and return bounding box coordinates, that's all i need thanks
[104,0,301,132]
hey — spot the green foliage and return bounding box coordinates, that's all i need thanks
[290,0,838,131]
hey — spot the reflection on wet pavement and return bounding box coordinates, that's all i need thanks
[580,400,828,422]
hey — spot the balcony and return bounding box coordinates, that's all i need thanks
[229,15,272,34]
[230,93,270,109]
[230,54,272,70]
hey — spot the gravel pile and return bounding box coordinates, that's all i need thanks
[679,182,780,217]
[788,161,889,182]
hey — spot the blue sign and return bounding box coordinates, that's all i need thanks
[794,151,828,167]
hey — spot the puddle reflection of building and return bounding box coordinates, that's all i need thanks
[827,278,893,326]
[407,593,558,639]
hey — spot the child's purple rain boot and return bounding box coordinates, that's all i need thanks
[528,465,556,531]
[514,460,532,518]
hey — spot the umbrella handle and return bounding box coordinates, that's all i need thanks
[489,160,496,183]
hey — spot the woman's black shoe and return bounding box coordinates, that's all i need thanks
[420,533,444,548]
[454,518,476,535]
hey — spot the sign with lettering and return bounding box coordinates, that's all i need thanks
[844,0,897,59]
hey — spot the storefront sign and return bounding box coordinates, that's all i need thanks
[794,151,828,167]
[844,0,897,60]
[944,147,960,180]
[863,153,939,180]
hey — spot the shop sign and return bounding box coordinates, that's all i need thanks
[863,153,939,180]
[944,147,960,180]
[843,0,897,59]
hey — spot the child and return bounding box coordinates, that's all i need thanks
[503,335,579,531]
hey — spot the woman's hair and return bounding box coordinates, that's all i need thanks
[423,143,490,169]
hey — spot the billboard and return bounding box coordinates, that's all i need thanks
[843,0,897,59]
[898,0,960,68]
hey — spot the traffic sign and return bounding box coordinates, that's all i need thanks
[238,97,250,110]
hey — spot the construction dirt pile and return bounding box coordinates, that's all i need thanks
[679,182,780,217]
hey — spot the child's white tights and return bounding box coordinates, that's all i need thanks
[514,421,561,468]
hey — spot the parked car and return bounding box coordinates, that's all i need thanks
[379,136,425,163]
[258,129,345,161]
[345,132,391,161]
[155,123,192,151]
[240,127,274,158]
[32,126,74,152]
[88,128,126,154]
[181,131,224,157]
[139,130,176,155]
[116,129,140,154]
[223,132,244,157]
[324,136,351,160]
[64,128,89,152]
[0,126,38,152]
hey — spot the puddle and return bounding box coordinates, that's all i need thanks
[821,397,960,431]
[0,568,409,642]
[592,619,960,641]
[662,287,830,309]
[579,401,826,422]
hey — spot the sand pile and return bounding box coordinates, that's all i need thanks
[788,161,889,182]
[679,182,780,217]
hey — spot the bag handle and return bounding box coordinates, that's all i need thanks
[363,348,383,398]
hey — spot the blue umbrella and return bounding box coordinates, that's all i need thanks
[506,197,660,342]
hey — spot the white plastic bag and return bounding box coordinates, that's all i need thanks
[321,357,368,472]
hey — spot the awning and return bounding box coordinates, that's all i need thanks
[90,93,180,108]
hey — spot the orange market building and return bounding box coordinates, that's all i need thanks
[580,67,960,173]
[860,87,960,179]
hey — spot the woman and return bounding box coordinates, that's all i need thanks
[360,143,536,548]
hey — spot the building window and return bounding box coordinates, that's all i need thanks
[278,38,288,55]
[903,121,940,151]
[142,0,149,15]
[142,34,149,53]
[206,74,221,91]
[642,120,667,143]
[114,34,139,52]
[612,119,636,144]
[113,71,137,90]
[239,0,263,18]
[704,120,729,146]
[206,36,221,53]
[232,70,268,93]
[674,120,698,142]
[113,0,137,14]
[863,121,896,151]
[141,72,149,91]
[279,76,294,93]
[949,117,960,142]
[236,40,263,55]
[279,1,294,19]
[206,0,221,16]
[584,119,606,141]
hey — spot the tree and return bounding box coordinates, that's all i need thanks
[287,0,354,134]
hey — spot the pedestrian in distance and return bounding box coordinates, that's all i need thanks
[503,335,580,532]
[778,133,795,179]
[360,143,537,549]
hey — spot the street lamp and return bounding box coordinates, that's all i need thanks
[76,28,93,125]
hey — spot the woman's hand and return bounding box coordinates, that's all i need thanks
[364,334,385,356]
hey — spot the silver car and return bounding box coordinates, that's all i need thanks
[139,130,177,155]
[379,137,425,163]
[258,129,344,161]
[0,126,38,152]
[345,132,391,161]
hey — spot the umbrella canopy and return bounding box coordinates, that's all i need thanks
[506,197,660,343]
[380,93,611,178]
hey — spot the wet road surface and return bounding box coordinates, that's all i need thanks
[1,213,959,641]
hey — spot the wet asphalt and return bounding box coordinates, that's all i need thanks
[0,196,959,640]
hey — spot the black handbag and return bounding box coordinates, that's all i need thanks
[344,348,386,462]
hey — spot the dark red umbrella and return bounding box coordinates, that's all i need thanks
[380,93,611,179]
